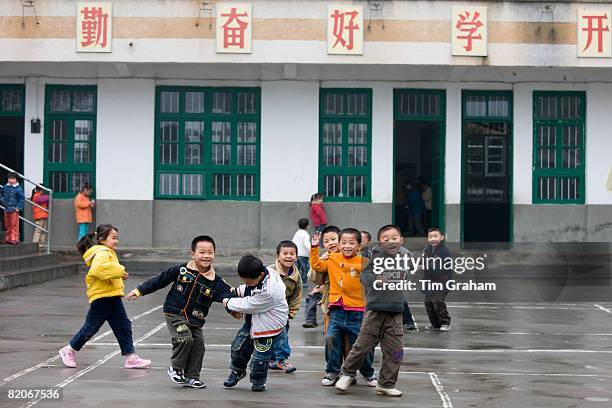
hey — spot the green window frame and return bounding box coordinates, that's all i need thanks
[154,86,260,200]
[319,88,372,202]
[0,84,25,116]
[44,85,97,198]
[532,91,586,204]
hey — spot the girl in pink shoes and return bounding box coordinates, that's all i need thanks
[58,224,150,369]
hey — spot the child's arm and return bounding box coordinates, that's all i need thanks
[75,195,90,209]
[225,292,277,314]
[88,252,126,281]
[126,266,179,300]
[17,187,25,211]
[309,244,328,273]
[287,275,303,319]
[360,258,378,287]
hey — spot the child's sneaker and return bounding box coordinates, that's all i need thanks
[275,360,297,373]
[302,322,318,328]
[223,370,246,387]
[363,374,378,387]
[58,345,77,368]
[404,323,418,332]
[183,378,206,388]
[335,375,354,391]
[321,373,338,386]
[375,385,403,397]
[167,367,186,384]
[251,384,266,392]
[424,325,440,331]
[440,324,451,331]
[124,355,151,369]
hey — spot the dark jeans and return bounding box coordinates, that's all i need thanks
[230,321,278,387]
[326,308,374,377]
[425,290,451,327]
[70,296,135,356]
[296,256,309,288]
[304,292,322,324]
[270,322,291,362]
[165,314,205,380]
[403,301,416,326]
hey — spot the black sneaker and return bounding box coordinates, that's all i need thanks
[167,367,186,384]
[183,378,206,388]
[251,384,266,392]
[302,322,318,328]
[223,370,246,387]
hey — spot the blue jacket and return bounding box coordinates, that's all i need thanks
[0,183,25,212]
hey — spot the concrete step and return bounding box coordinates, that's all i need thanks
[0,253,57,272]
[0,242,40,258]
[0,262,80,291]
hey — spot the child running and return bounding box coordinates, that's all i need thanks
[310,228,377,387]
[126,235,236,388]
[268,240,302,373]
[222,255,289,392]
[336,224,410,397]
[59,224,150,369]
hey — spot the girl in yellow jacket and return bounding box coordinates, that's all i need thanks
[58,224,151,369]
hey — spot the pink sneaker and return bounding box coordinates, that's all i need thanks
[59,346,77,368]
[124,355,151,369]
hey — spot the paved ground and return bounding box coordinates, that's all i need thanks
[0,273,611,408]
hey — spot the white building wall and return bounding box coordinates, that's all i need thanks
[96,79,155,200]
[445,85,462,205]
[371,83,394,203]
[513,84,533,204]
[586,83,612,205]
[23,78,45,184]
[260,80,319,202]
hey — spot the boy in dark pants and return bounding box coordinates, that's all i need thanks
[422,228,452,331]
[127,235,237,388]
[222,255,289,392]
[335,224,410,397]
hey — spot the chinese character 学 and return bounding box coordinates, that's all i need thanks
[581,13,610,53]
[455,10,483,52]
[221,7,249,49]
[330,9,360,51]
[80,6,109,48]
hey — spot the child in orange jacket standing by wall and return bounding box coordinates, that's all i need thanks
[74,183,95,241]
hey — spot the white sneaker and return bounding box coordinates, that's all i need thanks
[440,324,451,331]
[364,374,378,387]
[335,375,354,391]
[321,373,338,386]
[376,385,403,397]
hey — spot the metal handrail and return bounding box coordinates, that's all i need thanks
[0,163,52,253]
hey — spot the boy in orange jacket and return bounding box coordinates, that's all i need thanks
[310,228,377,387]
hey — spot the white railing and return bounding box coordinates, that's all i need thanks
[0,163,52,254]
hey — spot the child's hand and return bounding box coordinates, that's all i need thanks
[311,233,321,247]
[311,285,323,294]
[126,289,140,301]
[122,271,129,280]
[222,298,230,308]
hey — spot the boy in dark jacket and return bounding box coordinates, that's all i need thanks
[335,224,411,397]
[422,227,452,331]
[126,235,237,388]
[0,172,25,245]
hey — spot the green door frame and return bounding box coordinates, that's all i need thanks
[392,89,446,233]
[460,90,514,243]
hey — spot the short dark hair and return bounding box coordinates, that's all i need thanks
[361,230,372,241]
[340,228,361,244]
[298,218,309,229]
[378,224,402,240]
[191,235,216,252]
[237,254,266,279]
[276,240,297,255]
[427,227,444,235]
[7,172,18,180]
[80,183,93,192]
[321,225,341,237]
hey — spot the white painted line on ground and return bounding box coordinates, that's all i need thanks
[594,304,612,314]
[467,331,612,336]
[447,305,593,310]
[428,372,453,408]
[0,305,162,387]
[87,343,612,354]
[21,322,166,408]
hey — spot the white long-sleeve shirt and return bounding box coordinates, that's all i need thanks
[292,229,311,258]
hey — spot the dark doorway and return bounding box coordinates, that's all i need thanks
[0,116,25,180]
[394,121,443,237]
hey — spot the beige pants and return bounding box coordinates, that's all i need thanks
[32,219,48,245]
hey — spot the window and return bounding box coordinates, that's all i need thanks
[44,85,96,197]
[0,85,24,115]
[533,92,585,204]
[155,87,260,200]
[319,89,372,201]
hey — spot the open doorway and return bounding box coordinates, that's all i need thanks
[394,121,443,237]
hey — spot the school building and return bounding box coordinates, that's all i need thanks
[1,0,611,249]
